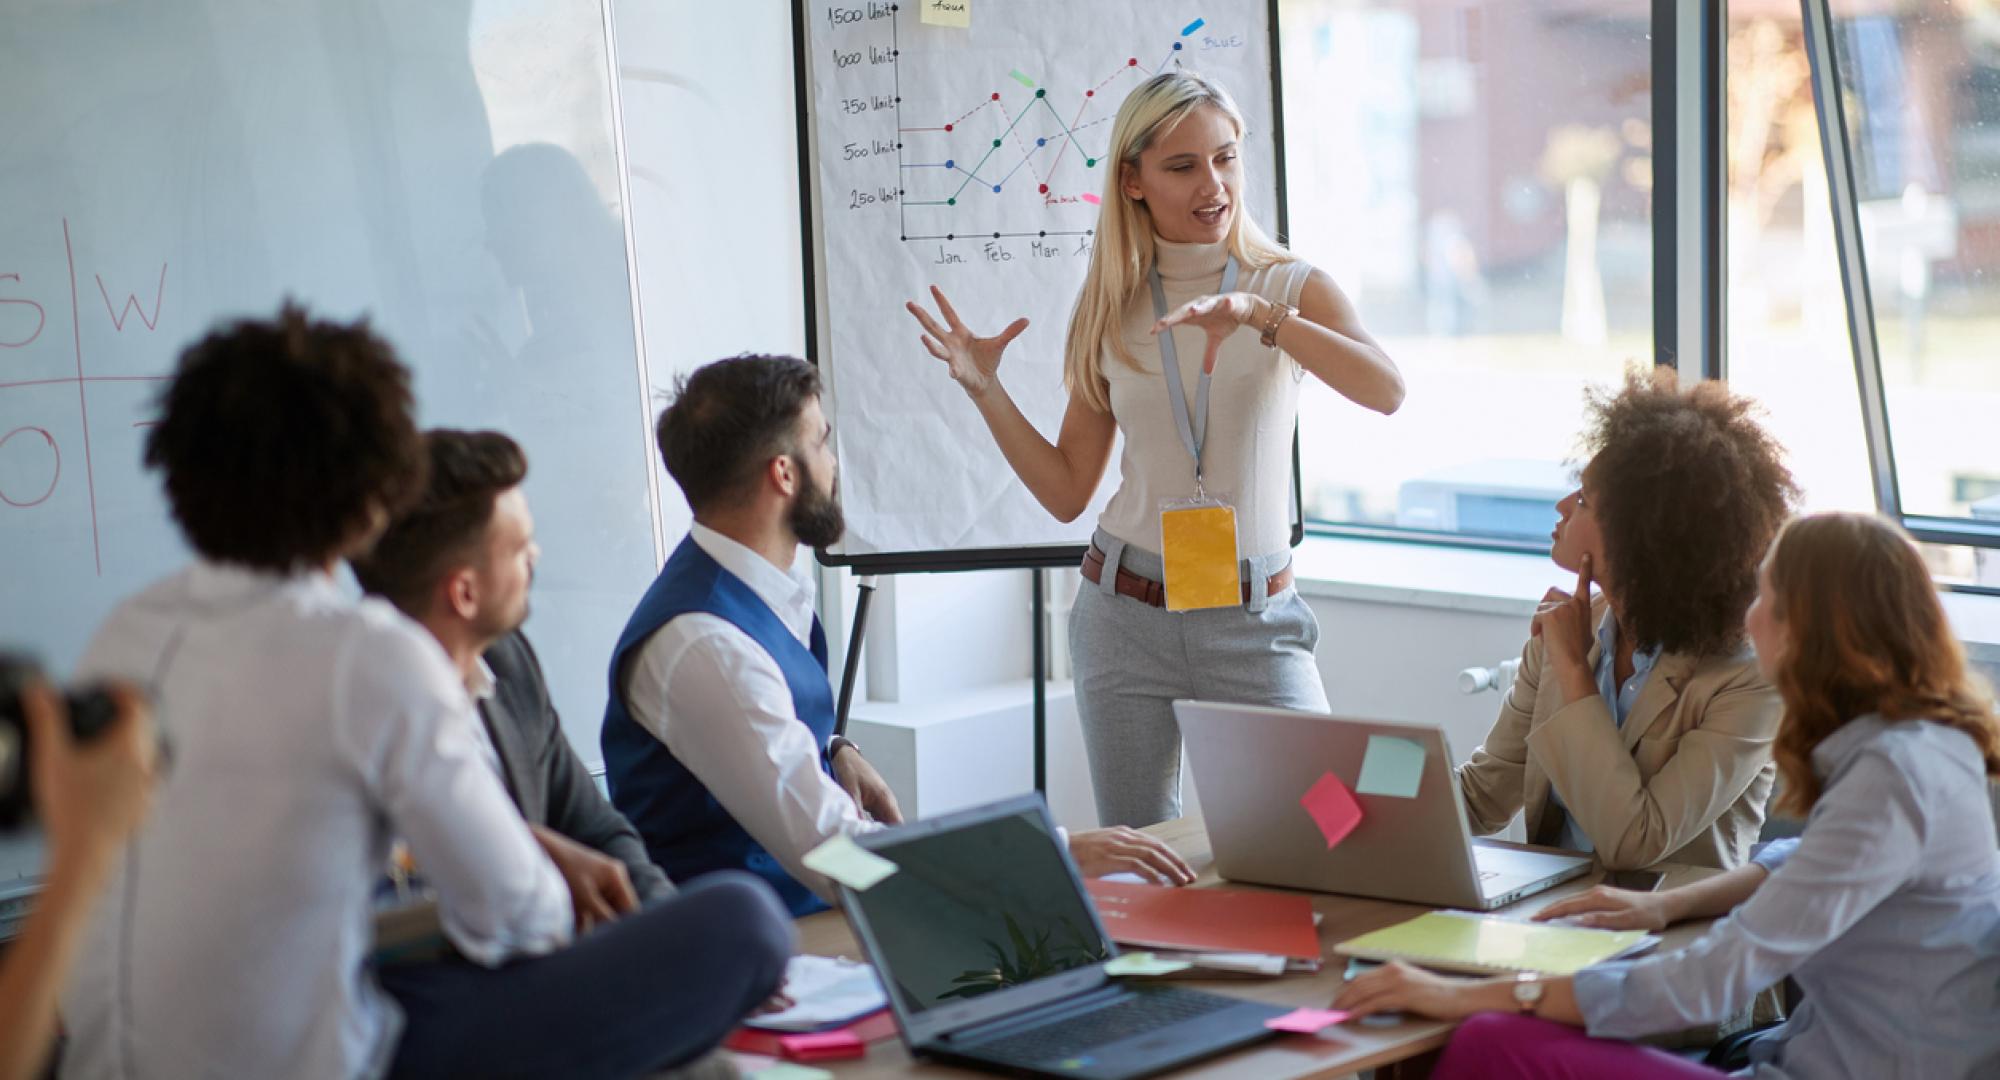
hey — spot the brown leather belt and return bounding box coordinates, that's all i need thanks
[1080,544,1294,609]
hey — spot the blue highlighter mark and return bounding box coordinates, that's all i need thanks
[1181,17,1205,36]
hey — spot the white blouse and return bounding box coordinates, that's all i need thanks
[1095,235,1313,561]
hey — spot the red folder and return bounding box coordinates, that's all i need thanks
[724,1009,898,1056]
[1087,879,1321,963]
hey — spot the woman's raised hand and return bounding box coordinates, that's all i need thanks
[905,285,1029,399]
[1152,291,1262,374]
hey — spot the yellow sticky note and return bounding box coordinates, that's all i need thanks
[802,834,899,891]
[1104,951,1192,977]
[1160,504,1240,611]
[920,0,970,28]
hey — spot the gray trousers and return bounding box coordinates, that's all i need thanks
[1071,529,1329,828]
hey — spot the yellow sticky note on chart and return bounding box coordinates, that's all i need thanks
[920,0,970,28]
[1160,504,1241,611]
[802,834,899,891]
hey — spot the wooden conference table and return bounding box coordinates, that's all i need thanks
[791,815,1720,1079]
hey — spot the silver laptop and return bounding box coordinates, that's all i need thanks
[1174,702,1591,909]
[837,794,1287,1080]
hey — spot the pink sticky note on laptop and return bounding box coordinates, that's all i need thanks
[1300,772,1363,849]
[1265,1007,1352,1033]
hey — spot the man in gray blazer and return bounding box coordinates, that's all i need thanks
[482,629,672,903]
[352,428,672,917]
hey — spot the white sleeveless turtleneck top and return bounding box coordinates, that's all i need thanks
[1095,235,1313,561]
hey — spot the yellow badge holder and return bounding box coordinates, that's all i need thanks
[1151,255,1243,612]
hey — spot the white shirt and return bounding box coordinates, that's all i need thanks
[624,525,877,901]
[60,561,572,1080]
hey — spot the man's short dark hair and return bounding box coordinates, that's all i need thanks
[351,430,529,616]
[145,302,426,571]
[656,354,822,512]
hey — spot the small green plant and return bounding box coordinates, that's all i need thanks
[940,913,1108,1000]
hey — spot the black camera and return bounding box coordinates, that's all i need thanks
[0,654,122,830]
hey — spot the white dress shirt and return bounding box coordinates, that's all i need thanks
[60,561,572,1080]
[624,525,877,902]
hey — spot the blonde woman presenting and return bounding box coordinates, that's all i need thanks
[906,72,1403,827]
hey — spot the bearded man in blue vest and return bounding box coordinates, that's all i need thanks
[603,354,1197,916]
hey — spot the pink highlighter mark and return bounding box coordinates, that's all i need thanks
[1300,771,1363,849]
[1080,192,1101,205]
[1266,1007,1352,1034]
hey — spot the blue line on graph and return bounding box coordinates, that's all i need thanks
[1181,18,1205,35]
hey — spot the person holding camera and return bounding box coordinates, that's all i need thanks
[0,682,156,1080]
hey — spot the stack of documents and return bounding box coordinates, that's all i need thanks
[743,955,888,1032]
[1335,910,1656,976]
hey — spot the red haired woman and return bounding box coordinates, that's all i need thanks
[1338,513,2000,1079]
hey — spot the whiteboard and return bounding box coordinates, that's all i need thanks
[798,1,1281,567]
[0,1,660,770]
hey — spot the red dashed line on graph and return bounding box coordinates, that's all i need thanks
[995,99,1045,186]
[946,95,1001,131]
[1088,58,1143,97]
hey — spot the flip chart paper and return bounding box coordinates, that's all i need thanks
[1355,735,1426,799]
[1301,772,1363,849]
[802,835,899,891]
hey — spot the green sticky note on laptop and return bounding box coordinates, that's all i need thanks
[803,834,899,891]
[1355,734,1426,798]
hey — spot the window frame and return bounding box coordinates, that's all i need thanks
[1800,0,2000,550]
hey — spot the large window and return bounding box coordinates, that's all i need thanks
[1282,0,1654,545]
[1810,0,2000,582]
[1723,3,1877,519]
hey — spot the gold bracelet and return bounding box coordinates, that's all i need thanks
[1259,301,1294,348]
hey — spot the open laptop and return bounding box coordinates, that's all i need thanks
[837,794,1288,1080]
[1175,702,1591,909]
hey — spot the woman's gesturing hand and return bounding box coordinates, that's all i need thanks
[1152,291,1263,375]
[905,285,1029,399]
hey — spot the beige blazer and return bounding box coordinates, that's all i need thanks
[1456,605,1781,870]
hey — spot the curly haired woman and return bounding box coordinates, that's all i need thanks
[1339,512,2000,1079]
[1455,368,1799,870]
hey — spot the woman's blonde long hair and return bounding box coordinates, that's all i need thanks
[1063,71,1292,412]
[1765,512,2000,814]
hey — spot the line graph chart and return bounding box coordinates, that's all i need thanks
[889,15,1227,241]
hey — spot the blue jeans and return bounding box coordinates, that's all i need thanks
[378,872,793,1079]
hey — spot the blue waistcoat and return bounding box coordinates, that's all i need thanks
[602,535,834,916]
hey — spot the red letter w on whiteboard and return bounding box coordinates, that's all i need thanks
[96,263,167,331]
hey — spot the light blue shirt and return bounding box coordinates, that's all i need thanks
[1574,715,2000,1080]
[1552,615,1660,852]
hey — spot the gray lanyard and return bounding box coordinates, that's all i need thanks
[1149,254,1239,488]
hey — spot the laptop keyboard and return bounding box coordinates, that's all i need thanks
[966,988,1237,1065]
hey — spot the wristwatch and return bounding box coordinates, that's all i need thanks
[1258,300,1294,348]
[829,734,861,761]
[1512,972,1546,1016]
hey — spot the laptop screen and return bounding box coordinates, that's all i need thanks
[846,805,1112,1015]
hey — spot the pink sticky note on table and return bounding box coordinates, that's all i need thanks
[1300,772,1363,849]
[778,1030,865,1062]
[1265,1007,1352,1033]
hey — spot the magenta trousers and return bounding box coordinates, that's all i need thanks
[1434,1013,1726,1080]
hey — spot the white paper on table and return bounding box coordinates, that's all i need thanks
[742,954,888,1032]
